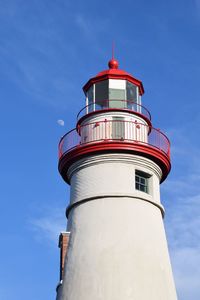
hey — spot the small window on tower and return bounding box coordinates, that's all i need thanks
[135,170,150,193]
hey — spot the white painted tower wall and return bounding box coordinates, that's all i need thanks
[60,153,177,300]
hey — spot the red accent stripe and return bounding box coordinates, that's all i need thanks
[58,141,171,184]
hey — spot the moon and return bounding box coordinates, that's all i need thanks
[57,119,65,126]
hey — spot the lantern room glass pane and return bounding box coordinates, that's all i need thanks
[126,81,137,102]
[87,86,94,112]
[109,89,126,108]
[95,80,109,108]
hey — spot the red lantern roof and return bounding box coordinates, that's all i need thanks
[83,59,145,95]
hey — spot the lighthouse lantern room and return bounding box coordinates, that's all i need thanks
[57,58,177,300]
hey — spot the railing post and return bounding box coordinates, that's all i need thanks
[104,119,107,140]
[157,129,161,150]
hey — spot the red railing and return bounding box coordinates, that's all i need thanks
[59,120,170,159]
[77,100,151,121]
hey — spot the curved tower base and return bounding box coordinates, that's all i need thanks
[60,154,177,300]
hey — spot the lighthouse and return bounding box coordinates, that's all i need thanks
[57,58,178,300]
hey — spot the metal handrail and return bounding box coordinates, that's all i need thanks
[77,100,151,121]
[59,120,170,159]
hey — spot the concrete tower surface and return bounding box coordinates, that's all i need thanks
[56,58,178,300]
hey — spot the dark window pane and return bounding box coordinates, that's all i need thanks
[87,86,94,112]
[140,185,145,192]
[88,86,94,104]
[136,175,139,183]
[136,183,140,190]
[126,81,137,102]
[95,81,109,105]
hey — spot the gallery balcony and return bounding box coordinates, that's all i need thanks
[58,120,170,183]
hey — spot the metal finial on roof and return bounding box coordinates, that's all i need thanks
[108,58,119,69]
[112,41,115,59]
[108,42,119,69]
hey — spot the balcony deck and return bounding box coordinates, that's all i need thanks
[58,120,170,183]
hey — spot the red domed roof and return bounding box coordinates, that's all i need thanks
[83,59,144,95]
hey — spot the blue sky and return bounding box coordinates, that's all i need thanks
[0,0,200,299]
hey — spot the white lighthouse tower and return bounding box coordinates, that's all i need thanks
[57,58,177,300]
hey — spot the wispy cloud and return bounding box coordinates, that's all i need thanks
[30,207,66,245]
[0,2,82,109]
[75,14,92,39]
[162,125,200,299]
[74,12,109,39]
[166,194,200,249]
[171,247,200,299]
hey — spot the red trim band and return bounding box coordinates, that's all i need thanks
[58,141,171,184]
[83,73,144,95]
